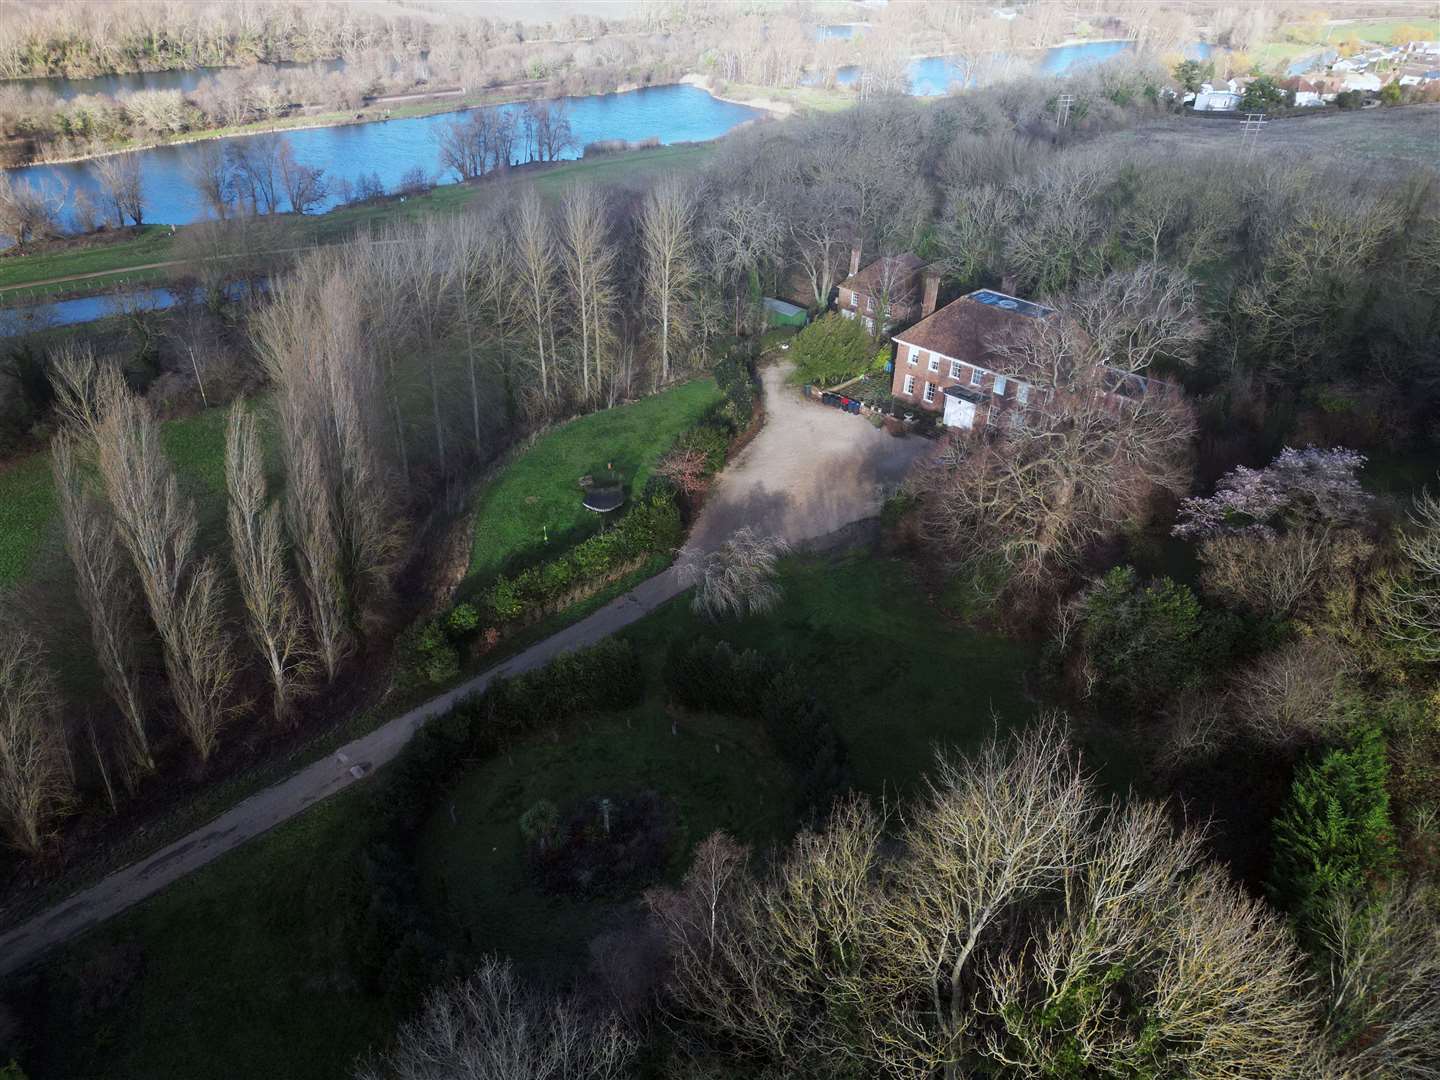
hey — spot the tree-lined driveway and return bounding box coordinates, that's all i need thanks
[0,359,932,976]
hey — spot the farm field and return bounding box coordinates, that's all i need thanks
[13,550,1039,1080]
[465,376,723,586]
[1099,104,1440,171]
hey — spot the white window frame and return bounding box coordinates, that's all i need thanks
[903,373,916,395]
[923,381,936,404]
[969,367,983,387]
[992,375,1008,397]
[907,345,920,366]
[1016,382,1030,405]
[949,359,962,380]
[863,316,874,331]
[927,354,940,373]
[849,289,858,308]
[866,295,874,313]
[841,308,854,320]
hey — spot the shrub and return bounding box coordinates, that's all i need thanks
[1069,567,1240,708]
[445,603,480,635]
[476,638,646,744]
[789,313,875,387]
[676,421,730,472]
[395,618,461,688]
[1268,722,1397,943]
[713,351,755,427]
[692,528,790,621]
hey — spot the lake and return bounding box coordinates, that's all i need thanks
[7,84,760,228]
[836,39,1210,95]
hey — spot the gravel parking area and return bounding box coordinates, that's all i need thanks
[682,360,935,557]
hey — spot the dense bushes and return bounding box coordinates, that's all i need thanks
[789,313,875,388]
[484,487,682,628]
[665,638,849,811]
[1268,720,1397,943]
[1062,566,1246,709]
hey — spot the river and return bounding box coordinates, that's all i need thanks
[5,58,348,101]
[7,84,760,229]
[833,39,1212,95]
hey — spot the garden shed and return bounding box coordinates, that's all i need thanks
[763,297,808,328]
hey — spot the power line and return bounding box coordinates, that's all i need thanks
[1057,93,1075,128]
[1239,111,1268,156]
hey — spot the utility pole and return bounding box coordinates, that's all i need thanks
[1239,111,1267,156]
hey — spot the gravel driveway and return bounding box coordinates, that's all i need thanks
[683,360,934,558]
[0,357,934,975]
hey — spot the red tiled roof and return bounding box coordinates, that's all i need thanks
[892,291,1043,367]
[838,253,925,301]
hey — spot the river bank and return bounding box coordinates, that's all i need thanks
[4,72,787,172]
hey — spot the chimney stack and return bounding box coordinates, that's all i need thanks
[1000,273,1018,297]
[849,243,862,279]
[921,269,941,319]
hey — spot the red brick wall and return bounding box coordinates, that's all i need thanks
[890,345,1028,426]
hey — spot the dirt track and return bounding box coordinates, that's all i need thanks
[0,359,933,976]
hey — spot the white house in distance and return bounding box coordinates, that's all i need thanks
[1192,79,1242,111]
[1343,72,1383,92]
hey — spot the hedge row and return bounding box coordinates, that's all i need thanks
[664,638,851,813]
[487,488,682,625]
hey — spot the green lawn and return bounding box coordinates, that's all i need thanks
[0,402,235,587]
[419,704,798,981]
[466,377,722,585]
[622,552,1039,799]
[16,787,395,1080]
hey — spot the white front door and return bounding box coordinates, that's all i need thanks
[943,395,976,429]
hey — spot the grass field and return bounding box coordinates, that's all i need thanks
[1099,104,1440,172]
[466,377,722,585]
[0,144,714,300]
[422,552,1039,980]
[15,786,395,1080]
[0,402,235,587]
[12,550,1038,1079]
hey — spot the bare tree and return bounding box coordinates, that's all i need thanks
[278,140,327,215]
[182,141,232,221]
[356,955,636,1080]
[52,430,153,777]
[638,174,696,386]
[1378,488,1440,661]
[226,407,311,725]
[86,365,236,763]
[0,172,64,247]
[649,720,1321,1080]
[1065,265,1206,374]
[92,151,144,226]
[253,252,398,679]
[1318,889,1440,1080]
[559,184,618,404]
[510,189,559,412]
[1227,636,1350,748]
[227,133,284,215]
[790,189,852,309]
[1200,527,1373,619]
[0,622,73,855]
[690,528,788,621]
